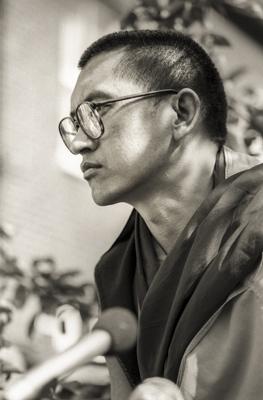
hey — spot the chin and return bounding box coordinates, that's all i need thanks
[89,177,141,207]
[90,188,122,207]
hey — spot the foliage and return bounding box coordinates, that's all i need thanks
[121,0,263,157]
[0,224,109,400]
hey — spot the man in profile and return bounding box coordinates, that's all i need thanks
[59,30,263,400]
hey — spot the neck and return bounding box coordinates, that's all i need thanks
[130,137,219,253]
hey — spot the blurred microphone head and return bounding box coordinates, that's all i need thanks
[94,307,137,353]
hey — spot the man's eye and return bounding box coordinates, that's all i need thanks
[96,104,111,116]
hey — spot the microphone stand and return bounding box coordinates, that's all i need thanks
[5,330,110,400]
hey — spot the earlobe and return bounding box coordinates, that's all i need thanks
[171,88,201,141]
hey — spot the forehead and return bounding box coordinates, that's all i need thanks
[71,49,139,111]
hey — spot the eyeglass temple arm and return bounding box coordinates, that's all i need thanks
[93,89,179,106]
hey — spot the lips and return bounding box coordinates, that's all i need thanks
[80,161,102,174]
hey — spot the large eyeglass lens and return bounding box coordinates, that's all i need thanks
[59,118,78,154]
[77,103,102,139]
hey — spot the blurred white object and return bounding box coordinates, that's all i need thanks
[34,304,83,352]
[33,313,57,336]
[5,307,136,400]
[5,329,111,400]
[129,377,185,400]
[60,363,109,385]
[54,304,83,352]
[0,345,26,373]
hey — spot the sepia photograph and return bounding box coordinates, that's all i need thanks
[0,1,263,399]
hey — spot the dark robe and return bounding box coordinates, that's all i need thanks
[95,160,263,388]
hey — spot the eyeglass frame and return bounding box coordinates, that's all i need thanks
[59,88,179,153]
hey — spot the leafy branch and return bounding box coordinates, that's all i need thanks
[121,0,263,155]
[0,224,108,400]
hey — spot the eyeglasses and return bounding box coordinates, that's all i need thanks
[59,89,178,154]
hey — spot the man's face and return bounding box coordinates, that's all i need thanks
[70,50,173,206]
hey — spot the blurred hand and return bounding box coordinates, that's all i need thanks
[59,363,109,386]
[54,305,110,390]
[53,304,83,352]
[129,377,184,400]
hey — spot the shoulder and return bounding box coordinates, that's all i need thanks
[179,257,263,400]
[223,145,262,178]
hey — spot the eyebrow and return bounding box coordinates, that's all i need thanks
[70,90,114,118]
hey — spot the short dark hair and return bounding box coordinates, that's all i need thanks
[78,30,227,143]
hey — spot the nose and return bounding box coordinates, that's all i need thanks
[70,127,98,155]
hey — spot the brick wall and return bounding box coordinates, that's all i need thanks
[0,0,131,280]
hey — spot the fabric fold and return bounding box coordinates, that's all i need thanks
[95,162,263,386]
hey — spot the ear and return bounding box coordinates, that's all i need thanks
[171,88,201,141]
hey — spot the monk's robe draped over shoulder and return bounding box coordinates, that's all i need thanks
[95,162,263,387]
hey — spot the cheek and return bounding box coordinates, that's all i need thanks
[107,114,160,167]
[122,136,151,165]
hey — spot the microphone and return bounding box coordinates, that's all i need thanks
[5,307,137,400]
